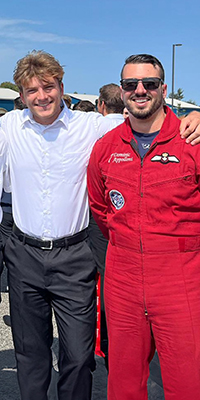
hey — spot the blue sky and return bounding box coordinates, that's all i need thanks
[0,0,200,104]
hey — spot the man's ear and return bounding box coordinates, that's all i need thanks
[162,84,167,100]
[101,101,107,116]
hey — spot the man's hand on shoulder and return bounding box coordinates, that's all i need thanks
[180,111,200,145]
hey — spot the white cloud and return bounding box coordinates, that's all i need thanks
[0,18,102,45]
[0,19,42,28]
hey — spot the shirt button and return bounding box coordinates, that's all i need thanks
[42,169,49,175]
[43,229,51,235]
[42,148,49,154]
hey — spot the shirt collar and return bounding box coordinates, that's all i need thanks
[20,101,70,129]
[105,113,124,120]
[120,106,179,143]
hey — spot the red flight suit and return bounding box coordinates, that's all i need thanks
[87,107,200,400]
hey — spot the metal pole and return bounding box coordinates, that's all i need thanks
[171,44,182,112]
[171,45,175,111]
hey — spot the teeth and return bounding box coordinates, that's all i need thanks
[135,99,148,103]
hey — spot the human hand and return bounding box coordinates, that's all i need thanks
[180,111,200,145]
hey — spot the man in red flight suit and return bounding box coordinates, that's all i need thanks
[87,54,200,400]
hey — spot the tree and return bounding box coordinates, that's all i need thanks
[168,88,184,100]
[0,81,19,92]
[187,99,198,106]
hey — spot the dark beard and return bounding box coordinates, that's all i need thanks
[126,94,164,120]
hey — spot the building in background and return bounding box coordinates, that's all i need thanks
[166,98,200,116]
[0,88,19,112]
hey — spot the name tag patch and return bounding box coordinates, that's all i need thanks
[108,153,133,163]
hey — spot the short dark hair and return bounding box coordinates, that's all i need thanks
[14,96,28,110]
[99,83,124,114]
[73,100,95,112]
[121,54,165,82]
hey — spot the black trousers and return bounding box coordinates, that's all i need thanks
[5,232,96,400]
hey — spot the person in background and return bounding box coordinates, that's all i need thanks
[87,53,200,400]
[123,106,129,119]
[0,106,8,302]
[14,96,28,111]
[62,94,72,109]
[97,83,124,127]
[73,100,95,112]
[0,187,13,308]
[0,108,8,117]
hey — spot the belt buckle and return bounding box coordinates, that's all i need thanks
[41,239,53,250]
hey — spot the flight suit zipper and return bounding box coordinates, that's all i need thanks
[132,141,157,319]
[140,142,158,317]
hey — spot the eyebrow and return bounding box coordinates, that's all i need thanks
[25,82,56,91]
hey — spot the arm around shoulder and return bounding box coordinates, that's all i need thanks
[180,111,200,145]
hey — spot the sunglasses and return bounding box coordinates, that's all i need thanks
[120,77,164,92]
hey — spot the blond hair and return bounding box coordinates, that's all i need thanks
[13,50,64,91]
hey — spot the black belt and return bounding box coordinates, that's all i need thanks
[13,224,88,250]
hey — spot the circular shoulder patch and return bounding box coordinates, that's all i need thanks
[109,190,125,210]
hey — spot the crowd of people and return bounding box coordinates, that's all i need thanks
[0,50,200,400]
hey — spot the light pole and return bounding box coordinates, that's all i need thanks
[171,43,182,112]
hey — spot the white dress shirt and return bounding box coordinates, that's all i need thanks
[104,113,124,129]
[0,105,116,239]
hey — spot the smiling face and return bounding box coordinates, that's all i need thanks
[20,75,64,125]
[121,63,167,121]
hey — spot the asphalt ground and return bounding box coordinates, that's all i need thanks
[0,268,164,400]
